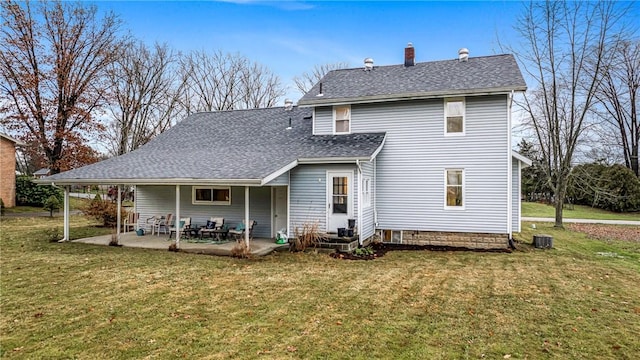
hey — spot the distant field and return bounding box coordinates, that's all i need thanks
[522,202,640,221]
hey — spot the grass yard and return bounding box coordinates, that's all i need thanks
[1,217,639,359]
[522,201,640,221]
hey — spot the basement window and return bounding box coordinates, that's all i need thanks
[192,186,231,205]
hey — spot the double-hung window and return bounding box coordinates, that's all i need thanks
[334,105,351,134]
[445,98,465,135]
[445,169,464,208]
[192,186,231,205]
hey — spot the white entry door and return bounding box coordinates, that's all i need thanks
[272,187,288,237]
[327,171,352,233]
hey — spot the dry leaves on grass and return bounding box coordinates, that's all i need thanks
[568,224,640,242]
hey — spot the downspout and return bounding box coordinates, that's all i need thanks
[373,158,378,228]
[507,90,514,241]
[356,160,363,245]
[51,183,70,242]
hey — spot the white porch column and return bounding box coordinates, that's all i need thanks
[116,184,122,242]
[175,185,181,248]
[62,185,70,241]
[244,186,250,247]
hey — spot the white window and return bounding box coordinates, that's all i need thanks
[334,105,350,134]
[192,186,231,205]
[445,98,465,135]
[362,177,372,208]
[445,169,464,209]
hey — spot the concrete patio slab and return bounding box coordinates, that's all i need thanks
[72,232,289,257]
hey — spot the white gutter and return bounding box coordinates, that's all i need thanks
[260,160,298,186]
[298,88,526,107]
[39,178,264,186]
[369,134,387,161]
[298,157,370,164]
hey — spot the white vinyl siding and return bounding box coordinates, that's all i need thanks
[136,185,272,238]
[350,96,510,234]
[290,164,358,235]
[512,159,521,233]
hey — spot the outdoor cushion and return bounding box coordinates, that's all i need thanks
[235,223,245,231]
[206,220,216,229]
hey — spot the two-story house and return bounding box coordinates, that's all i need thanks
[43,45,530,249]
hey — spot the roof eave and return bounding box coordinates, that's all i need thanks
[298,157,371,164]
[36,178,264,186]
[298,86,527,107]
[512,150,533,167]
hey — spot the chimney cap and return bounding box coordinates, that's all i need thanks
[364,57,374,70]
[458,48,469,62]
[406,42,413,48]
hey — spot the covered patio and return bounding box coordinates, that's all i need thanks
[73,232,289,257]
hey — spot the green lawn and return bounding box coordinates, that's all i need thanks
[522,201,640,221]
[1,216,639,359]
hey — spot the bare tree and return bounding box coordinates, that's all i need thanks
[179,50,284,112]
[293,62,350,94]
[0,0,124,173]
[592,39,639,176]
[515,1,628,227]
[106,41,184,155]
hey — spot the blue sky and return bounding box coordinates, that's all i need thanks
[95,0,526,102]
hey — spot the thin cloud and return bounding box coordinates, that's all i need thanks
[214,0,314,11]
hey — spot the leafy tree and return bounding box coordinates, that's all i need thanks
[517,138,551,202]
[42,195,61,217]
[0,0,125,174]
[569,163,640,212]
[15,175,62,206]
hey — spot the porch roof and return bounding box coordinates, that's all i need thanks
[40,107,386,186]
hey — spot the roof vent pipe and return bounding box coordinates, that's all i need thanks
[316,82,323,97]
[364,57,374,71]
[458,48,469,62]
[404,42,415,67]
[284,98,293,111]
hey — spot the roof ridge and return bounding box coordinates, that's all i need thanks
[190,105,296,116]
[331,54,513,72]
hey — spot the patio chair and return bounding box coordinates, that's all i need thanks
[229,220,256,241]
[123,212,139,233]
[168,217,191,239]
[199,217,225,240]
[155,214,173,236]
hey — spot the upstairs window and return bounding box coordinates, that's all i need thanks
[445,169,464,208]
[334,105,351,134]
[193,186,231,205]
[445,98,465,135]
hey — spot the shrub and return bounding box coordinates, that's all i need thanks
[83,194,127,227]
[290,222,322,252]
[43,195,61,217]
[15,175,62,206]
[44,227,62,242]
[569,163,640,212]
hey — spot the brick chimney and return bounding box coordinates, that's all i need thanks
[404,42,415,67]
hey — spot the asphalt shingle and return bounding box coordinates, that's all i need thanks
[298,54,526,105]
[45,107,385,183]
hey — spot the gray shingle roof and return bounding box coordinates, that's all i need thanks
[298,54,526,105]
[44,107,385,184]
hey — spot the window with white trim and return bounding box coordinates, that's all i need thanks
[362,177,372,208]
[445,169,464,208]
[445,98,465,135]
[192,186,231,205]
[334,105,350,134]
